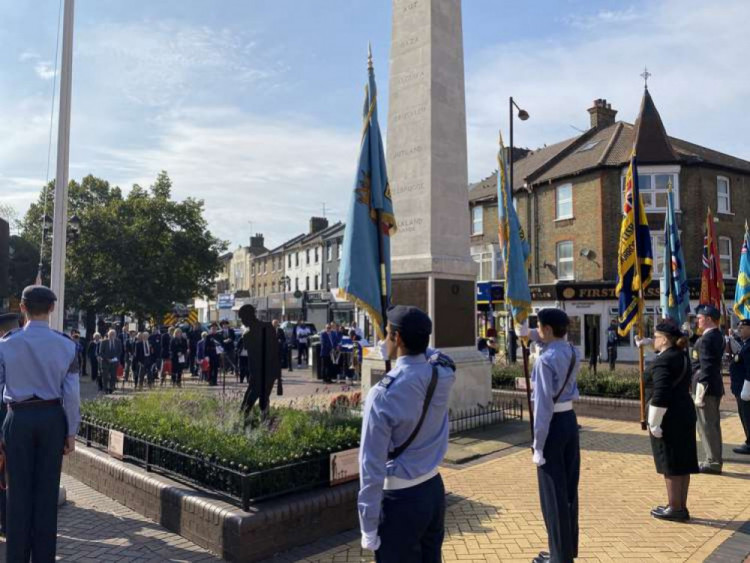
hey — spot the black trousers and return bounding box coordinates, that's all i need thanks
[298,343,309,365]
[376,474,445,563]
[239,356,249,383]
[322,356,334,382]
[537,410,580,563]
[3,403,67,563]
[607,346,617,370]
[737,396,750,446]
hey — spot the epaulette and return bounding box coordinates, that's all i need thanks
[52,329,73,341]
[428,352,456,372]
[0,328,20,341]
[379,375,395,389]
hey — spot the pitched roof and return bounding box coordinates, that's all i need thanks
[469,92,750,198]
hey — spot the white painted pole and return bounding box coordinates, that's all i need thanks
[49,0,75,330]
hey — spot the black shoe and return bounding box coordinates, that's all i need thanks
[651,506,690,521]
[531,552,550,563]
[699,463,722,475]
[733,445,750,455]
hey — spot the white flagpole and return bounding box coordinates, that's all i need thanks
[49,0,75,330]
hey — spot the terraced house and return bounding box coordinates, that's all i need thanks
[469,90,750,363]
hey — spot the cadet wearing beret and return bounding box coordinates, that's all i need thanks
[358,305,456,562]
[0,286,81,561]
[691,304,725,474]
[730,319,750,454]
[519,308,581,563]
[0,312,20,537]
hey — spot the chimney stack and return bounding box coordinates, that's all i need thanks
[587,99,617,129]
[309,217,329,234]
[250,233,264,248]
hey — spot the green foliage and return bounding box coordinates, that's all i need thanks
[82,391,361,470]
[18,172,227,318]
[492,363,641,399]
[8,235,39,299]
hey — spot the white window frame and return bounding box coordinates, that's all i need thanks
[471,206,483,235]
[314,275,319,290]
[719,236,733,278]
[555,184,573,220]
[717,176,731,214]
[315,247,320,263]
[327,242,332,261]
[620,165,680,213]
[337,240,342,259]
[326,273,331,289]
[556,241,574,281]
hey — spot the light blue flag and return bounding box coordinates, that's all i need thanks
[338,49,396,340]
[734,222,750,320]
[660,184,690,324]
[497,132,531,324]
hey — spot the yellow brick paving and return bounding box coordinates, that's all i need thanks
[293,413,750,562]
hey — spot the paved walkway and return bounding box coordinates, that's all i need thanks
[0,474,219,562]
[267,411,750,562]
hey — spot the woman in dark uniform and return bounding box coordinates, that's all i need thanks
[643,320,698,521]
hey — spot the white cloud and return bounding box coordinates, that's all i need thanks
[19,50,39,62]
[562,7,641,29]
[465,0,750,182]
[34,60,57,80]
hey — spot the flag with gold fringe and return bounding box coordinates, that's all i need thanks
[734,222,750,320]
[700,208,725,319]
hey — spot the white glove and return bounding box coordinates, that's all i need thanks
[741,380,750,402]
[634,337,653,348]
[730,338,743,355]
[532,449,546,466]
[694,382,707,407]
[361,530,381,551]
[648,405,667,438]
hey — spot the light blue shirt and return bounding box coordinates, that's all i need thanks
[0,321,81,436]
[358,351,456,535]
[531,339,580,454]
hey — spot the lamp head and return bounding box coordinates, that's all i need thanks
[517,109,530,121]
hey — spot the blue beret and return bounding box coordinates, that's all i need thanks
[0,313,19,324]
[21,285,57,303]
[738,319,750,327]
[537,308,569,327]
[696,304,720,319]
[387,305,432,336]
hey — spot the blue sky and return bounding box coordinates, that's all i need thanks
[2,0,749,250]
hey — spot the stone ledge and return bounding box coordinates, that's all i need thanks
[492,389,640,421]
[64,446,358,562]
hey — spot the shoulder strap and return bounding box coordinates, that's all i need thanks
[553,344,577,404]
[388,365,439,461]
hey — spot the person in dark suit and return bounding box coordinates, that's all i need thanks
[606,320,619,371]
[273,319,287,369]
[98,329,123,394]
[188,322,202,376]
[218,320,236,375]
[170,328,188,387]
[87,332,102,389]
[206,324,221,385]
[691,305,725,474]
[729,319,750,454]
[134,332,155,389]
[640,320,698,521]
[239,305,281,416]
[319,323,337,383]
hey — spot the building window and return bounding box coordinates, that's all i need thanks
[337,240,342,260]
[470,244,498,281]
[314,247,319,263]
[556,241,574,280]
[263,282,267,295]
[471,206,483,235]
[717,176,731,214]
[327,242,332,261]
[288,254,292,268]
[651,232,665,279]
[719,236,733,277]
[295,252,299,267]
[306,249,310,265]
[621,171,679,212]
[295,277,299,291]
[314,275,319,290]
[263,260,267,274]
[271,281,276,293]
[326,273,331,289]
[305,276,310,290]
[555,184,573,220]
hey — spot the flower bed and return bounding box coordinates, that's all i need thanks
[79,391,362,506]
[492,364,642,400]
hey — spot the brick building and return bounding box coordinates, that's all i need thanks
[469,90,750,362]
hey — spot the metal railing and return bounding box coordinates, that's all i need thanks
[449,399,523,434]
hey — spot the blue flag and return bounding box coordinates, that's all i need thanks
[338,52,396,340]
[615,153,653,336]
[497,132,531,324]
[660,183,690,324]
[735,222,750,320]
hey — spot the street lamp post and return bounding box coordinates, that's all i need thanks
[508,96,529,208]
[279,275,291,321]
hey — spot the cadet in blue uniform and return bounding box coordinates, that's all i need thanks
[358,305,456,562]
[522,308,581,563]
[0,312,21,537]
[0,286,81,562]
[730,319,750,454]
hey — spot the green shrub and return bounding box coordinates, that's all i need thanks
[492,363,641,399]
[81,391,361,471]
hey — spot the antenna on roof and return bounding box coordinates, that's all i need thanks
[640,66,651,89]
[322,202,327,218]
[570,124,586,133]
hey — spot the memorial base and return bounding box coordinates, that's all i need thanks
[361,347,491,414]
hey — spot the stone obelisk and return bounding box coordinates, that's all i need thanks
[362,0,490,412]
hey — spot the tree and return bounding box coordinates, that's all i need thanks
[20,171,226,331]
[0,203,19,234]
[8,236,40,299]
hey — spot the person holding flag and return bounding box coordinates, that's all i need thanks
[734,221,750,321]
[345,48,456,561]
[615,151,653,428]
